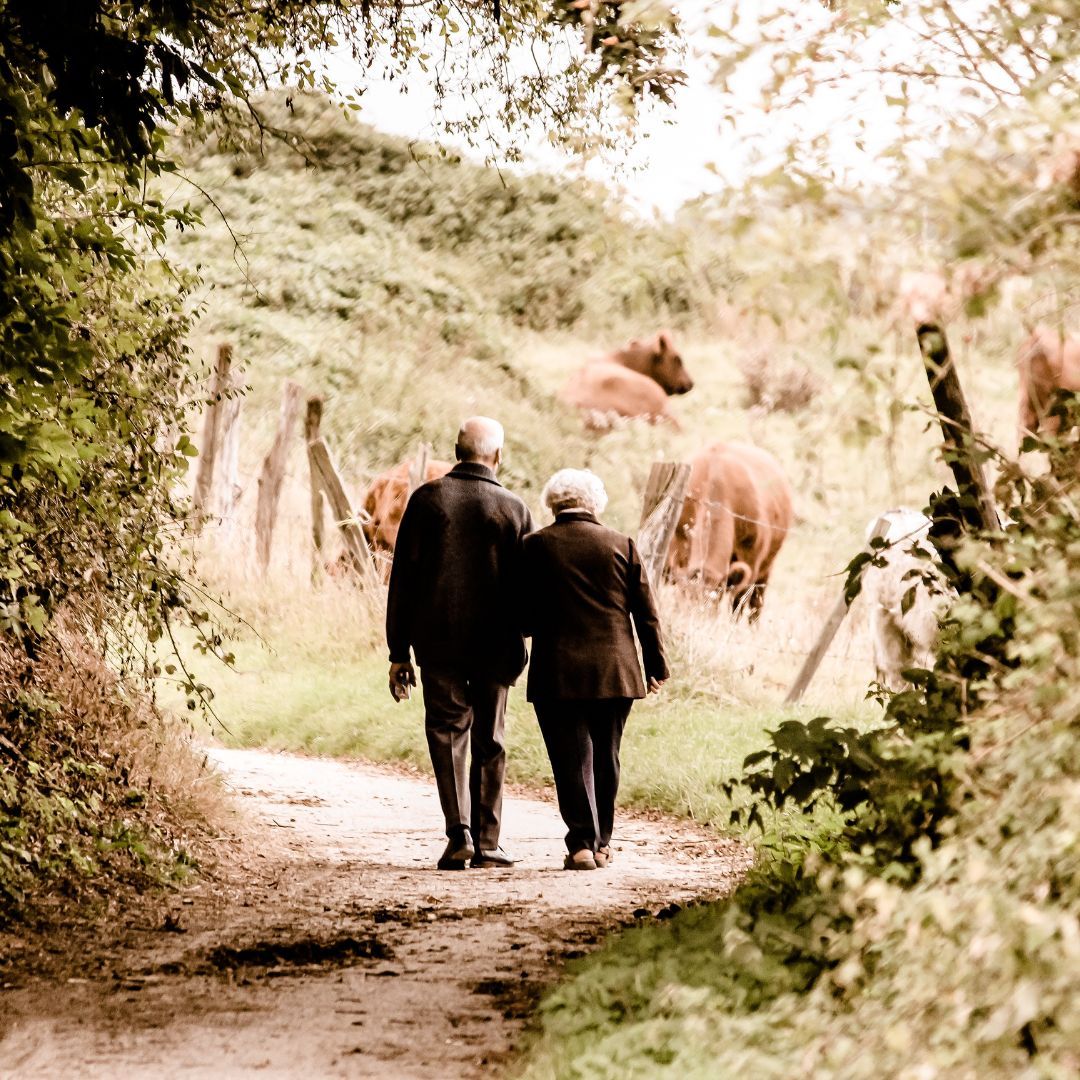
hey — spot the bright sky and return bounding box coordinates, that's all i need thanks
[321,2,759,218]
[322,1,982,219]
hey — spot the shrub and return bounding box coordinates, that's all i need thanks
[0,618,220,918]
[738,350,821,413]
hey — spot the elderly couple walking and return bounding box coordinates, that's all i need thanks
[386,416,669,872]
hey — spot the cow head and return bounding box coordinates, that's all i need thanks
[648,331,694,395]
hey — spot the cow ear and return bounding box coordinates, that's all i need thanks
[656,331,671,351]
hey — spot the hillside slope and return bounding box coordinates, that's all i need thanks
[172,94,730,504]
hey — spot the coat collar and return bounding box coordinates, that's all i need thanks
[449,461,502,486]
[554,509,600,525]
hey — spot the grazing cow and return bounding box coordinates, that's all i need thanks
[861,509,948,691]
[361,457,453,559]
[894,265,1000,329]
[560,331,693,428]
[666,441,793,619]
[1016,325,1080,440]
[896,270,953,327]
[1036,132,1080,197]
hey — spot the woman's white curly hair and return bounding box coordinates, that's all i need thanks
[541,468,609,518]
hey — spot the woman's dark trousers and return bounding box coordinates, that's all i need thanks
[534,698,633,853]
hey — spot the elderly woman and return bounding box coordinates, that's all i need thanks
[522,468,669,871]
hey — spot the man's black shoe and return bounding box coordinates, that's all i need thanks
[437,832,475,871]
[471,846,519,869]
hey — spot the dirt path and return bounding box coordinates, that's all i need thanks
[0,746,750,1079]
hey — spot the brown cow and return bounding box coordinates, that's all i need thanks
[560,331,694,428]
[1016,325,1080,440]
[666,441,793,619]
[560,362,681,429]
[361,457,453,560]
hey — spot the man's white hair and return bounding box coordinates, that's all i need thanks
[456,416,504,460]
[542,468,609,517]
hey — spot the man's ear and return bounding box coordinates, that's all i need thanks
[493,447,503,469]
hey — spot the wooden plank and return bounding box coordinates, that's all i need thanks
[255,380,303,572]
[408,442,431,495]
[916,323,1001,531]
[637,462,691,585]
[304,396,327,570]
[307,436,380,588]
[191,343,234,526]
[784,514,892,705]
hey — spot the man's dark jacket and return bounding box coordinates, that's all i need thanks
[521,510,670,702]
[386,462,535,685]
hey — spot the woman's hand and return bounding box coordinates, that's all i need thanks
[646,676,666,695]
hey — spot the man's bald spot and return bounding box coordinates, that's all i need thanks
[456,416,504,464]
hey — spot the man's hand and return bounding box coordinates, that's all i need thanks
[389,661,417,702]
[647,676,666,695]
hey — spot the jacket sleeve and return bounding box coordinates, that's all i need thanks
[385,493,423,664]
[518,534,538,639]
[627,537,670,682]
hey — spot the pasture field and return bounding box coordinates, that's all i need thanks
[165,93,1028,830]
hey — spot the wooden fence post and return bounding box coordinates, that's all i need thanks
[254,380,303,573]
[408,442,431,495]
[304,396,327,573]
[783,514,892,705]
[637,462,691,585]
[192,343,237,529]
[917,322,1001,531]
[307,436,381,588]
[214,395,243,538]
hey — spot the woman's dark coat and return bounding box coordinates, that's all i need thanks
[521,510,670,701]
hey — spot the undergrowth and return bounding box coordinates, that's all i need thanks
[0,619,221,921]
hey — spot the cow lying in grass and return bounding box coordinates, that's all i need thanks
[560,331,694,430]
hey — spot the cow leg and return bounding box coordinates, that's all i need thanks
[727,560,755,619]
[745,582,767,623]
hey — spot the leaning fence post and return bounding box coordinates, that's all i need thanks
[192,343,239,531]
[255,380,303,573]
[637,462,691,585]
[307,436,381,588]
[408,442,431,495]
[304,396,327,575]
[916,322,1001,531]
[783,514,892,705]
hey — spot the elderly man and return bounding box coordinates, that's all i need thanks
[386,417,535,870]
